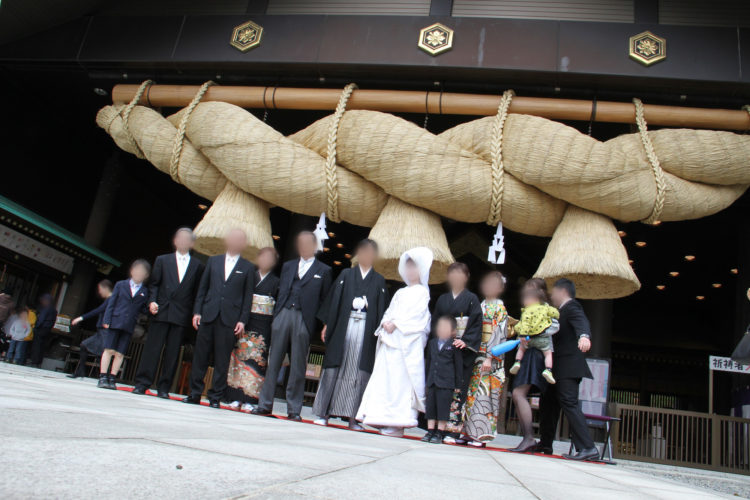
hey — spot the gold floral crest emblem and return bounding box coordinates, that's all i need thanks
[418,23,454,56]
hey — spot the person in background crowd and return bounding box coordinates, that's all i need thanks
[422,315,463,444]
[99,260,151,390]
[5,307,30,364]
[68,280,114,379]
[431,262,483,444]
[183,229,255,409]
[253,231,331,421]
[462,271,510,447]
[536,278,598,461]
[226,246,280,411]
[0,289,14,360]
[133,228,204,398]
[17,305,36,366]
[356,247,433,438]
[312,239,389,429]
[29,293,57,368]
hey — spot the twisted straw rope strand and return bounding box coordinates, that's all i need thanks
[170,81,216,183]
[325,83,358,222]
[121,80,153,159]
[487,90,515,226]
[633,98,667,225]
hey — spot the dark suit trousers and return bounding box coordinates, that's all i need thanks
[539,377,595,451]
[189,319,236,402]
[135,321,185,392]
[257,308,309,415]
[30,327,51,365]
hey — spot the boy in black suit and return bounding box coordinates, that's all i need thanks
[183,229,256,408]
[422,315,464,444]
[253,231,331,421]
[100,259,151,389]
[133,228,205,398]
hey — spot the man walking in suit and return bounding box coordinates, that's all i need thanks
[182,229,256,408]
[253,231,332,421]
[536,278,598,461]
[133,228,204,398]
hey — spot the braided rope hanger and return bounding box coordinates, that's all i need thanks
[325,83,358,223]
[487,90,515,226]
[120,80,153,159]
[170,81,216,184]
[633,98,667,225]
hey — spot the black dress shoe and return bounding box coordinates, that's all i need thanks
[132,386,147,395]
[66,373,83,379]
[509,441,539,453]
[181,396,201,405]
[209,400,220,409]
[157,391,170,399]
[531,443,554,455]
[97,374,109,388]
[250,408,273,416]
[563,447,600,461]
[106,374,117,390]
[287,413,302,422]
[421,430,435,442]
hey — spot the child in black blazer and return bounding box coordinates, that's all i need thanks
[99,259,151,390]
[422,315,464,444]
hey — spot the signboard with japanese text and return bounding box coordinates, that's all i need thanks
[709,356,750,374]
[0,224,74,274]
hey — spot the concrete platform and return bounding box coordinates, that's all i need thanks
[0,365,742,499]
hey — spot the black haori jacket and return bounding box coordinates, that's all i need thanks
[317,267,389,373]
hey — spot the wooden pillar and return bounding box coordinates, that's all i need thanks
[430,0,453,16]
[60,152,122,315]
[581,299,613,359]
[633,0,659,23]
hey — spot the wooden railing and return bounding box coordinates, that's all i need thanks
[612,404,750,475]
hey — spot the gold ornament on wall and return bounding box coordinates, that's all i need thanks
[231,20,263,52]
[418,23,454,56]
[629,31,666,66]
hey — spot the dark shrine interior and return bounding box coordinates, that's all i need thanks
[1,65,748,414]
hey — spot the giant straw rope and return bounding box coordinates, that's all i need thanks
[96,82,750,297]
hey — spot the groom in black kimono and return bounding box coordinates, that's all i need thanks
[312,239,389,429]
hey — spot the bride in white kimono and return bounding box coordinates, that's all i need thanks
[356,247,433,437]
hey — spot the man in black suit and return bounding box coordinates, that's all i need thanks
[133,228,205,398]
[253,231,332,421]
[182,229,256,408]
[536,278,598,461]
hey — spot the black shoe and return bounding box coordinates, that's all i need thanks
[181,395,201,405]
[157,390,170,399]
[287,413,302,422]
[251,408,273,416]
[106,374,117,390]
[97,374,109,388]
[430,431,444,444]
[531,443,554,455]
[562,447,600,461]
[209,400,220,409]
[66,373,83,379]
[421,430,435,442]
[132,386,147,395]
[509,440,539,453]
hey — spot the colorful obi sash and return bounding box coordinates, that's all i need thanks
[250,294,275,315]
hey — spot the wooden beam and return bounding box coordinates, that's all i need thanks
[112,84,750,131]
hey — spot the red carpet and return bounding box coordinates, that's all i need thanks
[115,384,605,464]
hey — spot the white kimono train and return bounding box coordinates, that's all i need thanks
[356,247,433,429]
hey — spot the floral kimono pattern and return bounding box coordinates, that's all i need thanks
[462,299,508,442]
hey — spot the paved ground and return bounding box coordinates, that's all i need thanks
[0,365,744,499]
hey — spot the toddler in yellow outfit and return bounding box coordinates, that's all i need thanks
[509,287,559,384]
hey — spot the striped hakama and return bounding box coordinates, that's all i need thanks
[313,311,370,419]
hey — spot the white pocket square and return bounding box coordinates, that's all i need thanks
[235,270,243,274]
[313,274,321,279]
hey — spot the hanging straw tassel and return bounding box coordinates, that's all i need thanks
[534,206,640,299]
[193,183,274,261]
[368,197,454,284]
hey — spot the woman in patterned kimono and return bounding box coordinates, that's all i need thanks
[225,247,279,411]
[462,271,509,447]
